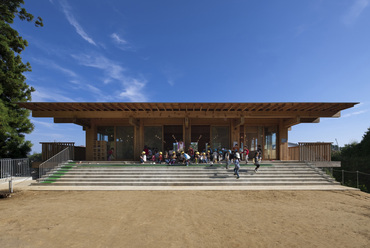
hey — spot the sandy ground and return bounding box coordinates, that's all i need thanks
[0,188,369,248]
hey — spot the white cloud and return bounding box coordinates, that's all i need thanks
[119,78,148,102]
[71,53,148,102]
[162,64,183,86]
[111,33,128,45]
[32,57,78,78]
[60,0,97,46]
[110,33,134,51]
[342,102,368,118]
[31,87,76,102]
[31,119,55,129]
[342,110,368,118]
[343,0,369,26]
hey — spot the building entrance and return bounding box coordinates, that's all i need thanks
[191,125,210,152]
[163,125,183,151]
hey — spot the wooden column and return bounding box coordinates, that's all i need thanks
[85,122,96,161]
[231,119,239,149]
[279,120,289,161]
[184,118,191,150]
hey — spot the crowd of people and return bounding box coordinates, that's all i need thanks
[139,144,263,179]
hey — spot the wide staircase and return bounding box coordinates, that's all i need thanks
[33,161,339,187]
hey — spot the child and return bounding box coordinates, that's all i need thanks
[108,148,114,161]
[225,150,230,169]
[164,151,170,164]
[158,152,163,164]
[212,149,218,164]
[171,151,177,165]
[140,151,146,164]
[194,151,200,164]
[244,147,250,164]
[180,151,185,164]
[234,151,240,179]
[184,152,191,166]
[254,151,260,172]
[206,151,211,164]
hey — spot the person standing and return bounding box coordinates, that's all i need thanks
[233,150,241,179]
[254,151,260,172]
[257,145,262,162]
[244,146,250,164]
[225,150,230,169]
[188,146,194,161]
[108,147,114,161]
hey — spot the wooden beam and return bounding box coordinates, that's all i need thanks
[129,117,140,128]
[283,116,300,128]
[32,110,343,119]
[54,118,90,128]
[300,118,320,123]
[185,117,189,128]
[234,117,245,128]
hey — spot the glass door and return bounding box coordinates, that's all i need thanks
[116,126,134,160]
[264,126,277,160]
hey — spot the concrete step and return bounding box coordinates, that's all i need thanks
[35,162,338,187]
[56,174,326,179]
[34,181,338,187]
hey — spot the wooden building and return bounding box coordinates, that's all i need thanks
[18,102,357,161]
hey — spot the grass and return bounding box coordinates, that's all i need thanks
[41,164,75,183]
[76,163,274,167]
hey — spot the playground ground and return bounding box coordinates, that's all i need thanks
[0,186,369,248]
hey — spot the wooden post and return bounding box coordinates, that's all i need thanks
[279,120,288,161]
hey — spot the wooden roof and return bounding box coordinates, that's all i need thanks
[18,102,357,114]
[18,102,358,127]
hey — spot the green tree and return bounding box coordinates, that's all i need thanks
[0,0,43,158]
[332,127,370,193]
[358,127,370,157]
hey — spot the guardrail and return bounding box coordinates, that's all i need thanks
[320,167,370,192]
[0,158,30,182]
[39,147,73,179]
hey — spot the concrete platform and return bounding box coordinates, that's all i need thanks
[0,177,359,191]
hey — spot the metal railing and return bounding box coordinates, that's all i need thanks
[320,167,370,192]
[39,146,73,179]
[0,158,30,182]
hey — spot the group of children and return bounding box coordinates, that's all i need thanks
[139,145,263,172]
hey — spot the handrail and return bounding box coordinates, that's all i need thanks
[0,158,30,182]
[38,147,72,179]
[320,167,370,191]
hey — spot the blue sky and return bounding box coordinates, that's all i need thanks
[13,0,370,154]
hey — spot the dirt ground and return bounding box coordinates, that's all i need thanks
[0,190,369,248]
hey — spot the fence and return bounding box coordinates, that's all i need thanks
[40,142,75,161]
[0,158,30,182]
[39,146,73,179]
[288,142,332,161]
[320,167,370,192]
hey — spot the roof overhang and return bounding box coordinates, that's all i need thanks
[18,102,358,128]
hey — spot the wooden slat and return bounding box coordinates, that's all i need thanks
[18,102,358,115]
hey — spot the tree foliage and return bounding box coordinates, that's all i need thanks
[0,0,43,158]
[332,127,370,192]
[338,127,370,159]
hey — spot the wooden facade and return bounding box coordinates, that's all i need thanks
[40,142,75,161]
[288,142,333,162]
[18,102,358,161]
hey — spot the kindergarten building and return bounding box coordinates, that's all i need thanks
[18,102,357,161]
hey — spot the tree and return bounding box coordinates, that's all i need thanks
[0,0,43,158]
[358,127,370,157]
